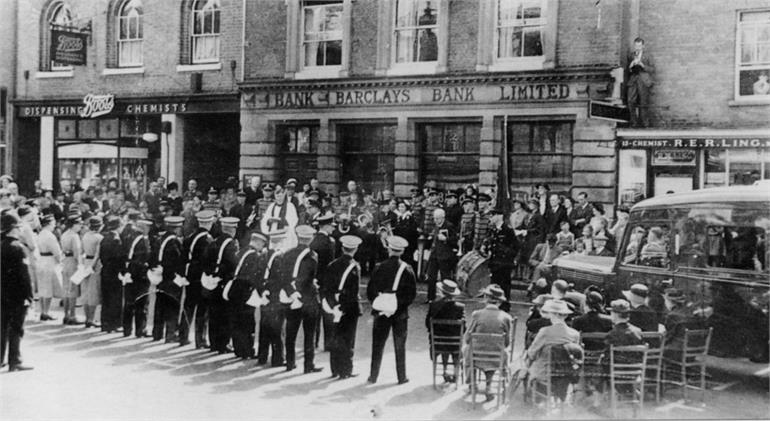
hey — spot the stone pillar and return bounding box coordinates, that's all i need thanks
[478,114,499,193]
[436,0,450,73]
[340,0,352,77]
[39,116,54,189]
[316,118,341,195]
[239,109,281,184]
[475,0,492,71]
[394,116,418,198]
[284,0,300,78]
[161,114,184,184]
[572,118,617,213]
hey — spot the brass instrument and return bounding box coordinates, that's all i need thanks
[457,217,465,257]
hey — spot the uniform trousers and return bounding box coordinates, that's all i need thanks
[179,288,208,347]
[229,304,255,359]
[101,275,123,332]
[208,293,231,352]
[122,286,148,337]
[426,257,456,301]
[152,290,179,342]
[490,265,514,312]
[330,314,358,377]
[369,314,408,383]
[285,305,320,370]
[0,304,27,366]
[321,312,336,351]
[257,306,286,366]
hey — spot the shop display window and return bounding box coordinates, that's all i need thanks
[507,120,573,192]
[703,149,768,188]
[280,125,318,154]
[618,149,647,205]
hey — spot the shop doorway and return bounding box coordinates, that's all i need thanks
[276,123,318,186]
[338,123,395,195]
[650,149,698,196]
[184,114,240,190]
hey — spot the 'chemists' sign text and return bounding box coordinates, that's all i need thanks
[619,138,770,149]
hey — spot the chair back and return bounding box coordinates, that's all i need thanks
[683,328,712,359]
[640,332,664,360]
[507,317,518,364]
[429,319,465,355]
[469,333,507,364]
[580,331,609,352]
[609,344,648,382]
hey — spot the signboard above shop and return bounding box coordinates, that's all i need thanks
[617,129,770,149]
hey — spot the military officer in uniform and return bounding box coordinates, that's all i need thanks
[366,236,417,384]
[483,209,520,312]
[309,212,336,351]
[443,192,463,227]
[1,212,34,371]
[180,210,216,348]
[204,216,239,353]
[100,215,126,333]
[473,193,494,251]
[283,225,323,373]
[150,216,186,342]
[257,183,274,217]
[256,230,288,366]
[323,235,363,379]
[121,217,152,337]
[225,231,267,360]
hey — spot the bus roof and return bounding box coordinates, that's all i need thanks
[632,186,770,210]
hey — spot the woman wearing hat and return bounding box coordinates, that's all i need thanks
[60,214,84,325]
[81,217,104,327]
[36,214,63,321]
[425,280,465,384]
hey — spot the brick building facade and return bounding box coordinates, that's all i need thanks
[9,0,244,193]
[239,0,628,209]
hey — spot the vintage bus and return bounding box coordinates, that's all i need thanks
[554,185,770,361]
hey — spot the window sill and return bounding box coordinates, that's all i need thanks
[387,62,439,76]
[176,62,222,72]
[293,66,344,80]
[35,70,74,79]
[728,97,770,106]
[487,58,546,72]
[102,67,145,76]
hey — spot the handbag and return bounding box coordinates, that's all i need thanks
[371,261,407,317]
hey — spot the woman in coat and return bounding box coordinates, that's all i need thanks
[60,213,84,324]
[81,217,104,328]
[36,214,63,321]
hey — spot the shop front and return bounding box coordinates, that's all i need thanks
[616,129,770,206]
[14,93,239,192]
[239,69,616,201]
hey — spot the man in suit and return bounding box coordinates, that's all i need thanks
[282,225,323,373]
[244,175,263,208]
[622,284,658,332]
[662,288,703,360]
[180,210,216,348]
[443,192,463,227]
[310,213,336,351]
[228,190,253,247]
[543,194,568,235]
[426,280,465,384]
[570,192,593,238]
[1,212,34,371]
[323,235,363,379]
[627,37,655,127]
[367,236,417,384]
[484,209,519,312]
[100,215,126,333]
[425,208,458,302]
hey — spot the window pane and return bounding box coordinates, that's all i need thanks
[58,120,77,139]
[621,223,671,269]
[498,0,517,24]
[324,5,343,32]
[522,29,543,56]
[395,0,417,27]
[129,17,138,38]
[510,154,571,181]
[758,42,770,63]
[739,68,770,96]
[741,41,754,64]
[194,12,204,34]
[324,40,342,65]
[204,11,213,33]
[395,30,415,63]
[741,11,770,22]
[704,149,727,188]
[304,8,318,34]
[417,28,438,61]
[618,149,647,205]
[509,123,530,153]
[213,10,220,33]
[729,149,762,186]
[120,19,128,39]
[522,1,541,19]
[78,120,97,139]
[304,42,320,66]
[99,119,119,139]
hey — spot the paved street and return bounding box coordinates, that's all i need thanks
[1,292,768,421]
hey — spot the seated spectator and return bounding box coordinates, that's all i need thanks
[555,220,575,251]
[525,293,553,347]
[621,284,658,331]
[580,224,595,255]
[602,299,646,405]
[426,280,465,384]
[463,284,514,402]
[589,232,614,257]
[640,227,668,266]
[529,233,563,283]
[572,291,612,347]
[661,288,703,360]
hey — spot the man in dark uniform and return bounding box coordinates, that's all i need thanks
[228,190,253,247]
[300,199,322,227]
[225,232,267,360]
[425,208,458,302]
[283,225,323,373]
[366,236,417,384]
[458,197,476,255]
[149,216,186,342]
[1,212,34,371]
[622,284,658,332]
[100,215,125,333]
[180,210,216,348]
[256,230,288,366]
[203,216,239,353]
[121,216,152,337]
[257,184,274,218]
[483,209,519,312]
[309,212,336,351]
[443,192,463,227]
[323,235,363,379]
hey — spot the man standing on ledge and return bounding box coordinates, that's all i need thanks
[627,37,655,127]
[1,212,34,371]
[367,236,417,385]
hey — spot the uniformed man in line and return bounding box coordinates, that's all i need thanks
[180,210,216,348]
[204,216,239,353]
[121,217,152,337]
[1,211,34,371]
[324,235,363,379]
[228,190,252,247]
[458,197,476,255]
[310,212,337,351]
[473,193,494,251]
[150,216,186,342]
[366,236,417,385]
[255,230,288,367]
[225,231,267,360]
[483,209,520,312]
[443,192,462,227]
[283,225,323,373]
[100,215,126,333]
[299,199,322,227]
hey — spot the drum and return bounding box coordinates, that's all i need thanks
[454,251,490,297]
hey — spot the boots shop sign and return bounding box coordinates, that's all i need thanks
[17,95,189,118]
[50,28,88,66]
[80,94,115,118]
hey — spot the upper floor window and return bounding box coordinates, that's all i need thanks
[394,0,438,64]
[496,0,544,61]
[302,1,343,68]
[117,0,143,67]
[737,10,770,99]
[50,2,74,71]
[192,0,221,63]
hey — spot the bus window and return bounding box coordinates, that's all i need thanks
[676,217,708,268]
[620,223,671,268]
[707,226,767,272]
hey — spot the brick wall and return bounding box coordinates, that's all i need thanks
[557,0,623,68]
[16,0,242,99]
[639,0,770,128]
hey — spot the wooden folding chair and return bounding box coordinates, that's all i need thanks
[578,332,609,397]
[469,333,510,409]
[609,344,648,418]
[663,327,713,402]
[429,319,465,390]
[640,332,664,403]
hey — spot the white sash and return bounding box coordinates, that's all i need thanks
[188,231,209,260]
[215,238,234,273]
[128,235,145,261]
[222,249,256,301]
[292,248,311,279]
[338,261,358,292]
[264,251,280,280]
[158,234,178,263]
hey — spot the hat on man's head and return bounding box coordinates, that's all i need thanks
[610,299,631,314]
[88,216,103,231]
[126,209,141,221]
[262,183,274,192]
[286,178,298,186]
[250,231,268,243]
[461,196,476,206]
[236,189,247,197]
[208,187,218,195]
[163,216,184,228]
[594,232,609,241]
[552,279,569,295]
[480,284,506,303]
[622,284,649,301]
[67,213,83,225]
[410,187,421,194]
[105,215,121,231]
[437,280,461,297]
[306,199,321,209]
[295,224,316,240]
[664,288,686,303]
[445,192,458,200]
[540,299,573,315]
[195,210,216,224]
[586,291,604,310]
[386,235,408,252]
[39,214,55,227]
[137,218,154,228]
[478,193,492,202]
[220,217,239,229]
[1,211,20,233]
[308,190,321,198]
[531,293,554,306]
[315,212,334,226]
[340,235,362,250]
